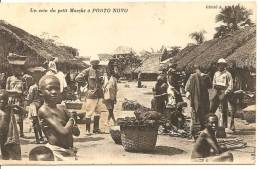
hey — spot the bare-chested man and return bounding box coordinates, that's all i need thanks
[38,75,80,161]
[191,114,233,162]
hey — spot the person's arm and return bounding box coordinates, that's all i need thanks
[114,79,118,103]
[38,108,75,136]
[225,72,233,95]
[185,75,192,98]
[25,86,34,106]
[205,133,222,154]
[62,106,80,136]
[5,77,11,90]
[212,73,217,88]
[206,75,212,89]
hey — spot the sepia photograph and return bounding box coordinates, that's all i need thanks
[0,0,257,165]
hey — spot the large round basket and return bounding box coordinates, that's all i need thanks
[120,125,159,152]
[109,126,122,145]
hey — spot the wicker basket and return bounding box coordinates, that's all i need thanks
[65,102,83,110]
[120,124,159,152]
[109,126,122,145]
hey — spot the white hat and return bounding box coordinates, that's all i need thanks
[217,58,227,64]
[90,55,100,65]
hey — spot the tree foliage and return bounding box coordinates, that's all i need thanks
[189,30,207,44]
[113,52,142,74]
[214,4,254,38]
[161,46,181,61]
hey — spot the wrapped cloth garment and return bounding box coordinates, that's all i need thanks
[4,111,21,160]
[45,143,78,161]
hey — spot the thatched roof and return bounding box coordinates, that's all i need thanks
[191,26,256,69]
[0,20,84,69]
[134,53,162,73]
[177,39,219,69]
[226,36,256,69]
[163,26,256,70]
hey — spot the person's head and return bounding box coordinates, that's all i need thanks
[39,75,61,104]
[217,58,227,72]
[90,55,100,69]
[29,146,54,161]
[12,66,23,77]
[169,63,178,69]
[193,65,201,74]
[0,90,8,109]
[206,113,218,132]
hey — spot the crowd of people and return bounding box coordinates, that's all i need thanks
[151,58,248,162]
[0,54,248,162]
[0,55,118,161]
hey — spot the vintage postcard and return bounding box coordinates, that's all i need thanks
[0,1,256,165]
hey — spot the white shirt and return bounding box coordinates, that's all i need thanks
[213,70,233,93]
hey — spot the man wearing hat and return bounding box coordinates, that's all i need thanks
[75,55,105,135]
[210,58,233,132]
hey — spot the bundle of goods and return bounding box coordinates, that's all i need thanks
[122,98,142,111]
[109,126,122,145]
[118,107,160,152]
[134,106,161,121]
[65,100,83,110]
[243,91,256,106]
[243,105,256,123]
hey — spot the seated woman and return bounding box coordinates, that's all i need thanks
[191,113,233,162]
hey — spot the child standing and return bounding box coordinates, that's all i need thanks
[103,70,118,126]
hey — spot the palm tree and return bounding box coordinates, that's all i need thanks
[214,4,254,38]
[189,30,207,44]
[160,46,181,61]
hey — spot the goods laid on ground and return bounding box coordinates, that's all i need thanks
[217,137,247,150]
[122,98,142,111]
[158,117,191,138]
[117,107,160,152]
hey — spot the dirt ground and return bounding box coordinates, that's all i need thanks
[1,81,256,164]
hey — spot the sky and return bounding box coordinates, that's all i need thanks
[0,2,256,57]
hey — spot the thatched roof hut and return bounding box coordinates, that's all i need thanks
[226,36,256,70]
[163,26,256,71]
[0,20,85,71]
[134,53,162,74]
[133,53,162,81]
[191,26,256,69]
